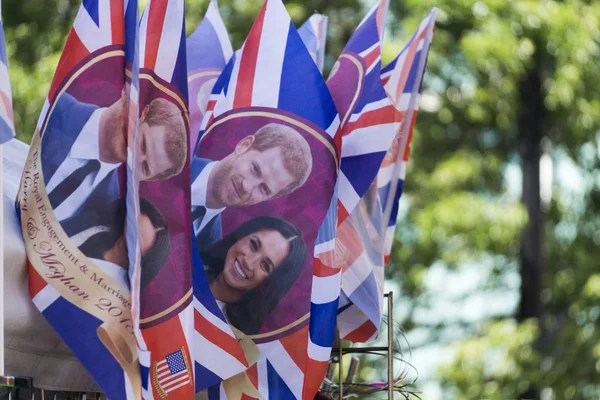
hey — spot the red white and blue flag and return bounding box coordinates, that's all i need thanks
[23,1,142,398]
[0,0,14,144]
[186,0,233,155]
[136,1,195,399]
[190,0,340,398]
[334,7,438,342]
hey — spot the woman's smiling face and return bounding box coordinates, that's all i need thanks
[221,229,290,292]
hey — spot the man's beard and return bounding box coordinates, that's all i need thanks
[208,158,234,208]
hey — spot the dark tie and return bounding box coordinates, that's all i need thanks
[191,205,207,223]
[48,160,101,209]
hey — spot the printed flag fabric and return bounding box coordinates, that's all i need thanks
[298,14,328,73]
[186,0,233,156]
[136,1,195,399]
[326,0,390,223]
[334,8,438,342]
[189,0,340,398]
[17,0,143,398]
[0,0,14,144]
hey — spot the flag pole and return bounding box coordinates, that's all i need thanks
[381,10,437,240]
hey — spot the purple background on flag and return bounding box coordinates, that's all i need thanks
[61,52,124,108]
[137,72,193,322]
[44,54,192,323]
[196,107,337,337]
[327,52,366,121]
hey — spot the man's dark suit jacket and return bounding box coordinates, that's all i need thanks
[191,156,223,248]
[40,93,120,216]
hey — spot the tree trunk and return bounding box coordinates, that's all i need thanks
[518,50,544,400]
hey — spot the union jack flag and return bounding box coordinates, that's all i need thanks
[334,8,438,342]
[190,1,340,398]
[298,14,328,73]
[23,1,142,398]
[0,0,14,144]
[136,1,194,399]
[186,0,233,155]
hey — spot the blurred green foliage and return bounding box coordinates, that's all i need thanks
[3,0,600,399]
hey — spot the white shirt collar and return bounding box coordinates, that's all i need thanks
[70,108,105,161]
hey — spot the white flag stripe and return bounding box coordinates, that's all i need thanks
[72,2,112,53]
[207,0,233,61]
[138,348,151,367]
[214,49,241,120]
[314,237,336,254]
[160,370,189,387]
[257,360,269,398]
[384,226,395,251]
[377,161,407,187]
[142,388,154,400]
[158,367,179,379]
[36,98,50,131]
[251,1,290,107]
[358,41,379,59]
[32,285,60,312]
[178,303,195,369]
[193,297,236,336]
[338,171,361,212]
[165,379,191,393]
[325,114,340,138]
[307,336,332,362]
[138,0,150,67]
[385,50,407,98]
[341,123,398,157]
[311,273,341,304]
[124,370,135,400]
[0,63,12,103]
[341,251,373,295]
[336,305,369,338]
[365,55,381,75]
[348,98,390,122]
[154,0,184,82]
[193,331,247,378]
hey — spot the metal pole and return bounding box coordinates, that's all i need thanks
[338,333,343,400]
[388,291,394,400]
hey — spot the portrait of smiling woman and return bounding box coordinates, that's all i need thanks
[200,216,307,335]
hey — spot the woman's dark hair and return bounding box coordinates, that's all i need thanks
[65,197,170,290]
[138,198,170,290]
[200,216,307,335]
[72,199,126,259]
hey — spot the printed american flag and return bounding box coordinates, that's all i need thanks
[334,8,438,342]
[153,349,193,397]
[25,1,141,398]
[0,0,14,144]
[190,0,340,398]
